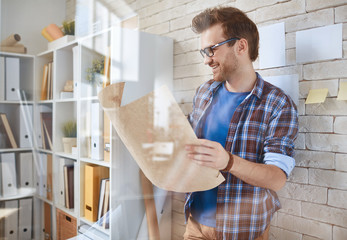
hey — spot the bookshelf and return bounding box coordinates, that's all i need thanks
[0,52,35,239]
[28,26,173,240]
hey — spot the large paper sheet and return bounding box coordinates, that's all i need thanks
[98,83,225,192]
[296,24,342,63]
[265,74,299,105]
[305,88,329,104]
[258,22,286,69]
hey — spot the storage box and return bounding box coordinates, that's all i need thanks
[56,209,77,240]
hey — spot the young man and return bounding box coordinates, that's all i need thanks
[184,7,298,239]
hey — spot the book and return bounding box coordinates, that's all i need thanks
[40,64,48,100]
[47,154,53,201]
[102,180,110,229]
[47,62,51,100]
[97,178,107,222]
[40,112,52,150]
[43,121,53,150]
[64,165,74,209]
[49,62,53,99]
[0,113,18,148]
[0,44,27,54]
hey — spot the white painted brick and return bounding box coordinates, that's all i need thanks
[277,212,332,240]
[278,197,301,216]
[284,9,334,33]
[167,28,190,42]
[288,167,308,184]
[335,5,347,23]
[144,21,170,35]
[185,0,228,15]
[173,89,196,104]
[344,23,347,40]
[295,150,335,169]
[306,133,347,153]
[277,182,327,204]
[328,189,347,209]
[170,13,195,32]
[258,66,303,81]
[179,75,209,91]
[255,0,305,23]
[235,0,282,13]
[306,0,347,12]
[343,41,347,58]
[174,38,199,55]
[137,0,160,9]
[295,133,305,150]
[302,202,347,228]
[334,117,347,134]
[174,63,209,79]
[286,48,296,66]
[333,226,347,240]
[286,32,296,49]
[336,154,347,172]
[306,98,347,116]
[302,236,321,240]
[269,226,302,240]
[271,211,278,227]
[309,168,347,190]
[299,79,339,98]
[298,116,333,133]
[298,99,305,116]
[174,51,201,67]
[184,27,198,41]
[303,60,347,80]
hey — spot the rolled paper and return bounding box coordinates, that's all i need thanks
[45,24,64,40]
[41,27,54,42]
[1,34,21,46]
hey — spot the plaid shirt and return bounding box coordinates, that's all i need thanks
[185,73,298,239]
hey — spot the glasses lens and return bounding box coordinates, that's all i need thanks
[206,47,213,57]
[200,49,205,58]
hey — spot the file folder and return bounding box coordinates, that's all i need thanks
[4,200,19,240]
[58,158,66,207]
[47,154,53,201]
[1,153,18,196]
[84,164,109,222]
[18,198,32,240]
[5,57,20,101]
[0,56,5,101]
[39,153,47,198]
[44,202,52,240]
[91,103,104,160]
[19,105,33,148]
[19,152,33,188]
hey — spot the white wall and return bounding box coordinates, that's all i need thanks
[1,0,66,54]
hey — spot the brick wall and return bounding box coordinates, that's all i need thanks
[133,0,347,239]
[66,0,347,239]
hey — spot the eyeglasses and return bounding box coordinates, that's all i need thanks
[199,37,240,58]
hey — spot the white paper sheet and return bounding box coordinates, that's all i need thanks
[264,74,299,106]
[258,22,286,69]
[296,24,342,63]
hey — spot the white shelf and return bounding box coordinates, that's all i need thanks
[0,51,35,58]
[80,157,110,168]
[55,152,78,160]
[79,217,110,236]
[0,188,36,201]
[0,100,34,104]
[0,148,33,153]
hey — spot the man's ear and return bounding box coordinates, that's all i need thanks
[236,38,248,56]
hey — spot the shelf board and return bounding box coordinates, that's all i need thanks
[34,194,53,205]
[37,99,54,104]
[80,157,110,167]
[55,151,78,160]
[80,96,99,101]
[0,100,34,104]
[0,51,35,58]
[37,49,54,57]
[79,217,110,236]
[0,188,35,201]
[55,204,77,218]
[0,148,33,153]
[37,148,53,154]
[55,98,78,103]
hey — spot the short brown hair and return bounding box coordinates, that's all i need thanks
[192,7,259,61]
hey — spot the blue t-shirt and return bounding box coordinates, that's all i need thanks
[191,83,249,227]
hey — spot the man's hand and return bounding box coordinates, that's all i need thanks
[185,139,229,170]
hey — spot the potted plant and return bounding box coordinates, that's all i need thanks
[62,120,77,153]
[86,56,106,87]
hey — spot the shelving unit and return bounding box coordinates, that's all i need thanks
[0,26,173,240]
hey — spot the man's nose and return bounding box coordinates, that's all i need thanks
[204,55,213,65]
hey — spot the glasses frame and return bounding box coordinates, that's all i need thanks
[200,37,240,58]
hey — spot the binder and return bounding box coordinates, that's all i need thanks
[72,46,79,99]
[97,178,107,222]
[84,164,109,222]
[19,105,33,148]
[39,153,47,198]
[0,113,18,148]
[47,154,53,201]
[1,153,18,196]
[5,57,20,101]
[19,152,33,188]
[18,198,32,240]
[4,200,19,239]
[102,180,110,229]
[44,202,52,240]
[91,103,104,160]
[40,64,48,100]
[64,164,74,209]
[58,158,66,207]
[0,56,5,101]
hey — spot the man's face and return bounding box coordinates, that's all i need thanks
[200,24,239,82]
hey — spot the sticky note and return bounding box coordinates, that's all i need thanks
[305,88,329,104]
[337,82,347,101]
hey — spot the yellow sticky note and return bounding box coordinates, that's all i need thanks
[305,88,329,104]
[337,82,347,101]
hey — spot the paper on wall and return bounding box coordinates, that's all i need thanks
[305,88,329,104]
[337,82,347,101]
[98,82,225,192]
